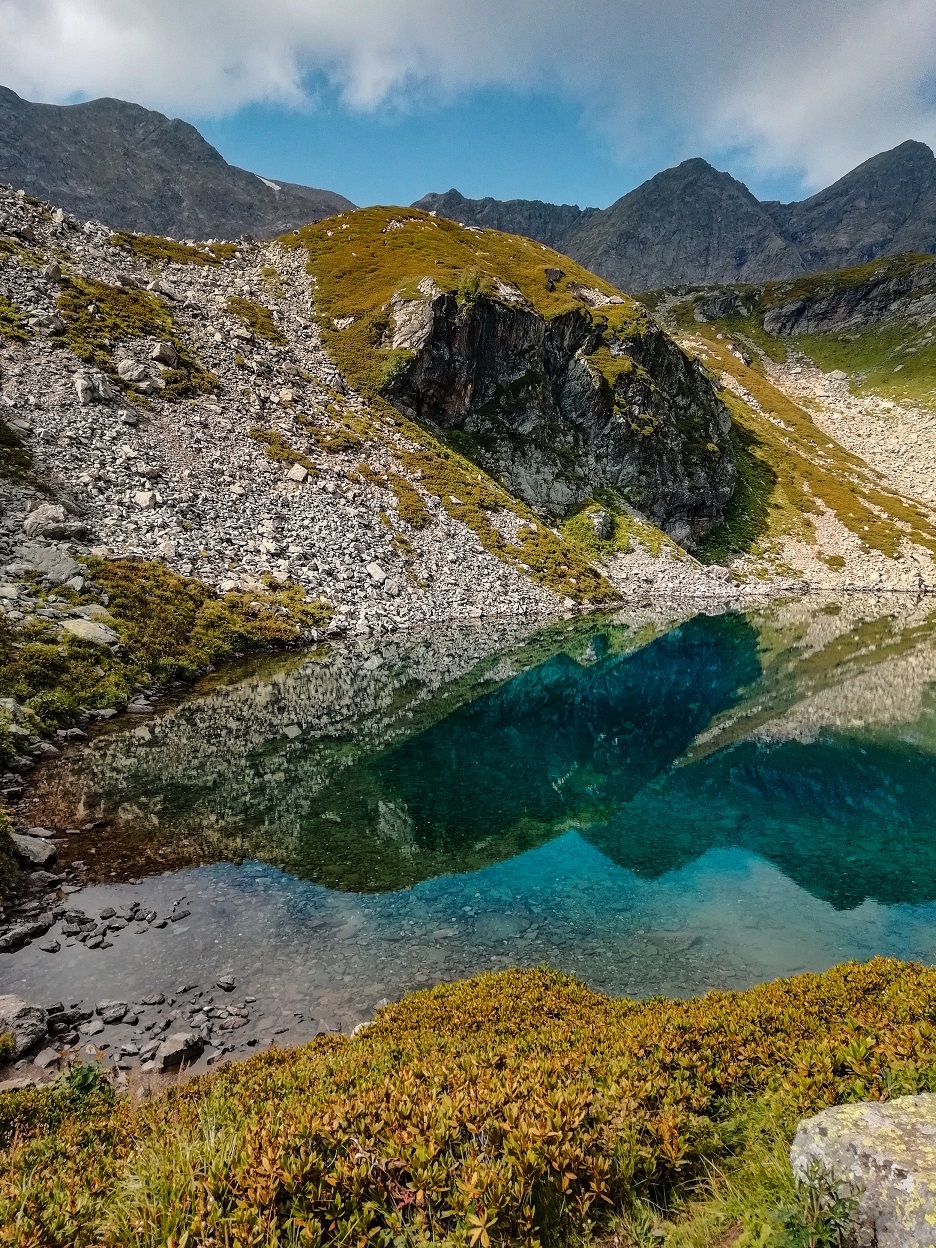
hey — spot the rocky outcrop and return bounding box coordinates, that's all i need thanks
[386,288,734,542]
[413,189,592,251]
[0,85,354,240]
[791,1094,936,1247]
[761,256,936,336]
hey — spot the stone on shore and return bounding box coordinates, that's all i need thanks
[0,996,48,1058]
[790,1093,936,1247]
[156,1031,204,1071]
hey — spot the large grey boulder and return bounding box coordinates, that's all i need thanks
[0,995,48,1059]
[9,541,82,585]
[61,617,118,647]
[791,1094,936,1247]
[10,833,57,866]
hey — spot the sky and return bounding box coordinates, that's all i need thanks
[3,0,936,209]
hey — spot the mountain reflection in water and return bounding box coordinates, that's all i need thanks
[27,598,936,916]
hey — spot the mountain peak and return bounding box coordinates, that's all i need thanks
[0,84,354,239]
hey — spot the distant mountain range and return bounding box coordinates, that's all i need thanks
[0,85,355,240]
[415,141,936,291]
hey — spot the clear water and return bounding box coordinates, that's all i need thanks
[9,596,936,1049]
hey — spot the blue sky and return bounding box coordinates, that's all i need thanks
[6,1,936,210]
[194,83,807,210]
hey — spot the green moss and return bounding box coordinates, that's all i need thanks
[6,960,936,1245]
[55,276,217,400]
[226,296,287,345]
[697,421,778,564]
[356,463,433,528]
[0,805,17,902]
[562,498,679,561]
[0,561,330,728]
[0,293,28,342]
[249,427,316,474]
[112,232,238,267]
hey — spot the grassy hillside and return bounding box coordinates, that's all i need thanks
[682,326,936,567]
[681,252,936,409]
[3,959,936,1246]
[281,206,650,400]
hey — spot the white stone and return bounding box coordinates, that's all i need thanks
[286,462,308,483]
[366,562,387,584]
[134,490,157,509]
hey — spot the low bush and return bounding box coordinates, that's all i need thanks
[2,959,936,1246]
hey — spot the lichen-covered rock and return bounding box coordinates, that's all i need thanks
[790,1094,936,1247]
[0,995,48,1058]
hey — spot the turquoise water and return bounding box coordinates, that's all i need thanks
[9,597,936,1043]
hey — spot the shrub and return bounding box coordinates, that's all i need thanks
[2,959,936,1246]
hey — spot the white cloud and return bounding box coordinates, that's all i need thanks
[1,0,935,189]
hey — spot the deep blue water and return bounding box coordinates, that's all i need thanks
[8,599,936,1047]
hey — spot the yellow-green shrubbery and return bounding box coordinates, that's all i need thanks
[0,294,27,343]
[688,329,936,561]
[0,804,17,899]
[0,560,331,729]
[55,277,217,400]
[113,233,238,267]
[249,427,317,474]
[227,296,287,345]
[3,959,936,1246]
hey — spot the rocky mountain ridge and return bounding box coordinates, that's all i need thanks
[0,86,355,240]
[416,141,936,291]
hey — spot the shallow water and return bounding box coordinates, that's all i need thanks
[10,596,936,1054]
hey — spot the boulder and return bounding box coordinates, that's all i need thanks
[11,833,57,867]
[156,1031,203,1071]
[10,541,82,585]
[589,508,613,541]
[116,358,148,383]
[286,462,308,483]
[61,617,119,647]
[0,996,48,1058]
[790,1094,936,1247]
[95,1000,128,1025]
[22,503,87,541]
[151,341,179,367]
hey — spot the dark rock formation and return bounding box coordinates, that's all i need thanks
[758,256,936,336]
[0,85,354,239]
[385,286,735,542]
[768,140,936,273]
[416,142,936,292]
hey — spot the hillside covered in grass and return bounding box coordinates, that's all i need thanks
[4,959,936,1246]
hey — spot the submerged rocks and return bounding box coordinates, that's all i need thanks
[791,1094,936,1247]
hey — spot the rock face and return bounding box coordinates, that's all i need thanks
[416,141,936,292]
[0,995,47,1058]
[791,1094,936,1247]
[760,256,936,337]
[0,85,354,239]
[387,288,734,541]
